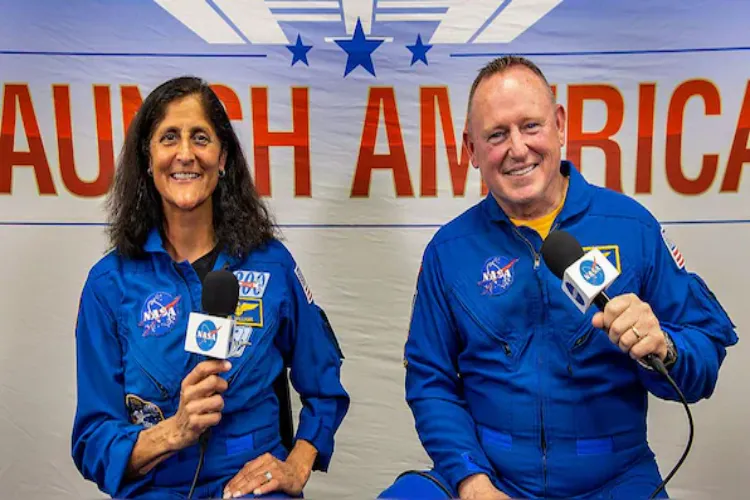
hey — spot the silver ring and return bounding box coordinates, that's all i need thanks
[632,326,644,341]
[264,471,273,482]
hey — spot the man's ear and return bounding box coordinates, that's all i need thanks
[555,103,566,146]
[463,128,478,170]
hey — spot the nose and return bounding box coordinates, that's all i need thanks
[508,128,529,160]
[176,137,195,164]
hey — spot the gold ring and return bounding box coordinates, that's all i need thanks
[632,326,643,341]
[264,471,273,481]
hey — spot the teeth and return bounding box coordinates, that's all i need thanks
[171,172,200,180]
[507,164,537,176]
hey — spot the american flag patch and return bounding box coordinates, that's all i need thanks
[294,265,314,304]
[661,227,685,269]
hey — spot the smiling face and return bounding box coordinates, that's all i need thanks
[148,94,226,218]
[464,65,567,219]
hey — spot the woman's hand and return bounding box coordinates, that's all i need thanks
[223,440,318,498]
[167,359,231,449]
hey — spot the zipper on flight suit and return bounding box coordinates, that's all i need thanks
[510,223,558,496]
[512,226,541,269]
[172,261,202,370]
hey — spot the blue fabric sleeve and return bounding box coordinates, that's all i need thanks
[276,255,350,471]
[404,244,496,492]
[71,270,154,497]
[637,222,738,402]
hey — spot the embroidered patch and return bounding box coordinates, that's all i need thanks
[478,256,519,296]
[125,394,164,428]
[229,324,253,358]
[139,292,181,337]
[660,227,685,269]
[234,270,271,298]
[582,244,621,273]
[294,265,314,304]
[235,298,263,327]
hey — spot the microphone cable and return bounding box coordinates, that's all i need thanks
[646,357,694,499]
[187,430,211,500]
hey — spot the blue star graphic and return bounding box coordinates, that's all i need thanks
[286,34,312,66]
[407,34,432,66]
[335,18,384,77]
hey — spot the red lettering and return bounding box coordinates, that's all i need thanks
[54,85,114,197]
[120,85,143,135]
[351,87,413,197]
[665,80,720,195]
[0,84,55,195]
[635,83,656,194]
[211,84,242,120]
[722,80,750,192]
[566,84,624,192]
[420,87,471,196]
[251,87,310,197]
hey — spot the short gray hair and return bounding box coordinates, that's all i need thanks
[467,55,555,116]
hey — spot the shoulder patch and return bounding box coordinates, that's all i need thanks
[294,265,314,304]
[660,226,685,270]
[125,394,164,428]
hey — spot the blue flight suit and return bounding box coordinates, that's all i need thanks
[391,162,737,499]
[72,230,350,498]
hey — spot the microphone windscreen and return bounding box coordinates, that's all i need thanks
[541,230,585,279]
[202,270,240,317]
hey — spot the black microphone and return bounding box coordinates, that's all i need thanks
[184,270,240,359]
[186,270,239,500]
[202,270,240,317]
[542,230,695,499]
[541,230,665,374]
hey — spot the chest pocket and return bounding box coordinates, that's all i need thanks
[449,273,534,369]
[120,343,179,429]
[119,302,188,426]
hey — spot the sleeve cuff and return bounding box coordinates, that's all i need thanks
[105,425,155,497]
[444,452,496,492]
[636,328,688,398]
[294,416,334,471]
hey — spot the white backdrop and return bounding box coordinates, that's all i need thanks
[1,0,748,498]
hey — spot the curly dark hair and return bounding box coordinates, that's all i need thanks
[106,76,277,259]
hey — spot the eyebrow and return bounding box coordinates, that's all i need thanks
[156,124,213,135]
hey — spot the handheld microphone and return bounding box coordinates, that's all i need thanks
[184,270,240,359]
[185,270,240,500]
[541,230,694,499]
[540,230,664,373]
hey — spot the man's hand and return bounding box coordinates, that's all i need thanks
[223,441,317,498]
[591,293,668,361]
[167,360,231,450]
[458,474,510,500]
